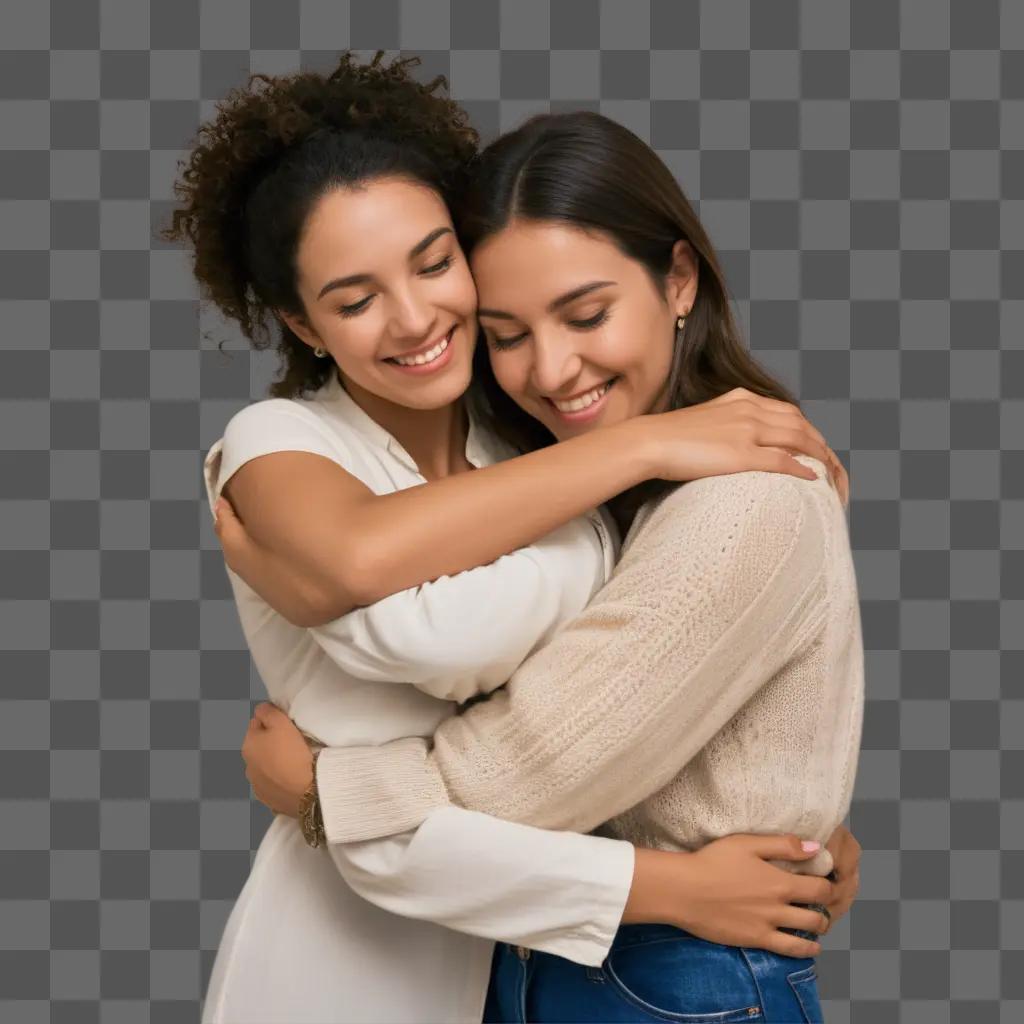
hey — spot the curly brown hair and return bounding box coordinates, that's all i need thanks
[162,51,479,398]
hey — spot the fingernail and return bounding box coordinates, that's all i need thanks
[801,840,821,852]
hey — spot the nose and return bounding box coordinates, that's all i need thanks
[388,283,436,342]
[529,328,584,397]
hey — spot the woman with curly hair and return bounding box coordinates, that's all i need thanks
[169,53,859,1023]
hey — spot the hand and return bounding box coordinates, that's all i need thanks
[821,824,862,932]
[640,387,850,506]
[213,497,326,627]
[624,834,836,959]
[241,702,314,818]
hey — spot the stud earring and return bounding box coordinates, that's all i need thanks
[313,346,328,358]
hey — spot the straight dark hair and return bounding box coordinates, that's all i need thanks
[457,111,800,509]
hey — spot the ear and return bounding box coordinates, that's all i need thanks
[277,309,323,352]
[666,239,699,317]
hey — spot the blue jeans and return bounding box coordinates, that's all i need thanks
[483,924,822,1023]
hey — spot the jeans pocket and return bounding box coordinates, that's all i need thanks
[786,964,822,1024]
[604,937,764,1023]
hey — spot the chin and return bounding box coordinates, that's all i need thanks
[412,377,472,410]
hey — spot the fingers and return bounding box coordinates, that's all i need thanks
[762,930,822,959]
[253,702,283,728]
[821,447,850,505]
[776,905,829,936]
[213,496,236,523]
[827,871,860,922]
[212,498,232,538]
[743,833,823,862]
[763,448,821,481]
[790,875,835,907]
[755,404,848,498]
[760,424,832,469]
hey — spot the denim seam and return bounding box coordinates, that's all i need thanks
[602,953,764,1023]
[738,948,768,1021]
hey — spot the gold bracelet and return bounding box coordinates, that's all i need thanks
[298,748,326,848]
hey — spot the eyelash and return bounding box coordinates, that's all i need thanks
[490,308,610,351]
[337,256,455,317]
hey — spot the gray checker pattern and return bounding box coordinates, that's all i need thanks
[0,0,1021,1021]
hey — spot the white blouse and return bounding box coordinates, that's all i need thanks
[199,371,634,1024]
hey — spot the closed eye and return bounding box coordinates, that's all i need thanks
[421,255,453,275]
[339,296,373,316]
[339,256,454,317]
[489,330,529,351]
[569,309,608,330]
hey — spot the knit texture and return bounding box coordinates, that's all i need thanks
[317,455,864,877]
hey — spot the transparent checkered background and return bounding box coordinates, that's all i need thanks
[1,0,1022,1021]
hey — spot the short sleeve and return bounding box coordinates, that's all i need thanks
[202,399,347,517]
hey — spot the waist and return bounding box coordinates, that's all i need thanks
[611,916,819,952]
[609,866,836,951]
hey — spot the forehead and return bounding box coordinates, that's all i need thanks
[297,178,451,266]
[470,221,632,301]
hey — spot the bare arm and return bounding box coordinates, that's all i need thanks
[243,704,835,959]
[313,464,834,845]
[216,413,650,622]
[212,388,843,624]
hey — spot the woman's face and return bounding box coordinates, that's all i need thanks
[470,220,697,441]
[283,177,477,411]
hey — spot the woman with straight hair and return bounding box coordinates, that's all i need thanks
[228,106,863,1023]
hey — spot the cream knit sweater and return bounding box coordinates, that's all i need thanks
[316,455,865,878]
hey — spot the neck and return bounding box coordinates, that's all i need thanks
[339,371,470,481]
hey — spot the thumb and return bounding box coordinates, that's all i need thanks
[213,497,237,528]
[253,702,285,728]
[748,834,823,862]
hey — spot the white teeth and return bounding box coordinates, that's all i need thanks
[552,380,613,414]
[392,333,450,366]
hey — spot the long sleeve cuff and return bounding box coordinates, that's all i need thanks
[530,832,634,965]
[317,737,447,844]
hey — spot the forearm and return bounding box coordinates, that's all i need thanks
[226,538,328,627]
[296,418,652,620]
[310,516,606,702]
[319,581,814,840]
[328,807,634,966]
[620,847,695,926]
[316,472,828,843]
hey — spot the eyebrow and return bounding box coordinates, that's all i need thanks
[316,226,454,300]
[477,280,617,320]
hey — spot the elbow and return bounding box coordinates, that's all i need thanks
[304,544,386,624]
[340,542,402,610]
[278,577,348,628]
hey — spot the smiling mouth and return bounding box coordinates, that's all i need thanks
[546,377,620,414]
[384,326,455,366]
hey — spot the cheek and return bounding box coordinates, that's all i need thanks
[447,263,479,316]
[488,351,529,402]
[620,311,673,382]
[311,311,381,364]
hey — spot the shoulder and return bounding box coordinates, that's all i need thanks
[218,396,346,464]
[223,396,330,443]
[204,397,352,508]
[630,456,830,577]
